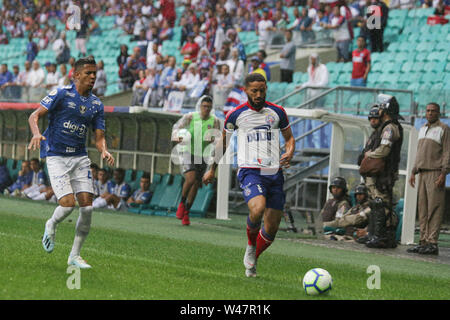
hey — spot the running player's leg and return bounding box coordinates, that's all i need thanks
[244,195,266,277]
[256,208,283,259]
[43,157,76,252]
[67,156,94,268]
[177,169,196,219]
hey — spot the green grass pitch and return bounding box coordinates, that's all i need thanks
[0,196,449,300]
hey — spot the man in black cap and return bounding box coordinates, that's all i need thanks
[359,94,403,248]
[320,177,352,224]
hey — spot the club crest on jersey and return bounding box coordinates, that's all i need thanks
[226,123,234,130]
[265,114,275,126]
[79,105,87,114]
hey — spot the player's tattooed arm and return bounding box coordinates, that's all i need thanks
[280,126,295,168]
[27,106,48,151]
[95,129,115,167]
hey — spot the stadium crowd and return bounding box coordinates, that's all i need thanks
[0,157,153,211]
[1,0,448,107]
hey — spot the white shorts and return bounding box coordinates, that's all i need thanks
[46,155,94,200]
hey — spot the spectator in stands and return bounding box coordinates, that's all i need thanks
[228,47,245,87]
[17,61,31,87]
[28,60,45,88]
[93,168,131,211]
[368,0,388,53]
[117,44,130,90]
[227,29,247,64]
[312,9,329,32]
[389,0,415,9]
[57,64,70,88]
[126,172,152,207]
[350,36,371,87]
[274,9,289,31]
[3,160,32,197]
[44,62,60,91]
[299,7,315,43]
[205,17,226,55]
[68,57,76,82]
[161,0,176,27]
[0,158,12,194]
[5,65,22,99]
[320,177,352,224]
[75,10,90,57]
[433,0,446,15]
[88,16,102,36]
[25,33,39,62]
[92,60,107,97]
[173,63,200,94]
[0,64,14,92]
[250,50,271,81]
[325,5,351,62]
[159,19,174,42]
[131,69,151,106]
[181,32,200,63]
[133,11,148,40]
[298,53,329,106]
[216,64,234,90]
[53,31,71,65]
[157,55,178,107]
[280,30,297,83]
[94,168,110,199]
[257,8,276,50]
[22,158,53,202]
[146,41,161,70]
[240,9,256,31]
[0,28,8,45]
[248,56,267,81]
[90,163,99,183]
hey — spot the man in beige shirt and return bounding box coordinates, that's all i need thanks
[408,103,450,255]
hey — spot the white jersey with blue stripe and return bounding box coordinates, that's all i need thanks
[224,101,290,169]
[31,169,47,186]
[107,180,131,199]
[39,84,105,158]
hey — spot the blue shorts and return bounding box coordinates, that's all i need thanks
[237,168,285,211]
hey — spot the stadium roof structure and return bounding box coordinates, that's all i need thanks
[216,109,418,245]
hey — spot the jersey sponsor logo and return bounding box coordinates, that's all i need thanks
[65,146,76,153]
[92,99,101,105]
[65,91,75,97]
[67,101,76,109]
[63,120,87,136]
[42,96,53,104]
[49,89,58,96]
[247,130,272,142]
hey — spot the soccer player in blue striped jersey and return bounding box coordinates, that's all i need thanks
[203,73,295,277]
[28,56,115,269]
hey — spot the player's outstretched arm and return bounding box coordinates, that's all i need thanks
[27,106,48,151]
[95,129,115,167]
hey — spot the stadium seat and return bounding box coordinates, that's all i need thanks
[188,183,214,218]
[156,174,183,216]
[124,169,133,184]
[140,173,171,215]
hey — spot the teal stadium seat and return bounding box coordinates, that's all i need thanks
[189,184,214,218]
[156,174,183,216]
[140,173,171,215]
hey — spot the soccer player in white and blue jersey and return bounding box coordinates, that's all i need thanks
[92,168,131,210]
[28,56,115,269]
[203,73,295,277]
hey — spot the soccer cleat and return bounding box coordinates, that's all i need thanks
[245,266,257,278]
[42,221,55,253]
[182,210,190,226]
[243,244,257,270]
[67,255,92,269]
[176,202,186,220]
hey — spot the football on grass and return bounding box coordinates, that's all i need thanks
[302,268,332,295]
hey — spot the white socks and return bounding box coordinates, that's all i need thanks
[47,206,75,233]
[70,206,93,258]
